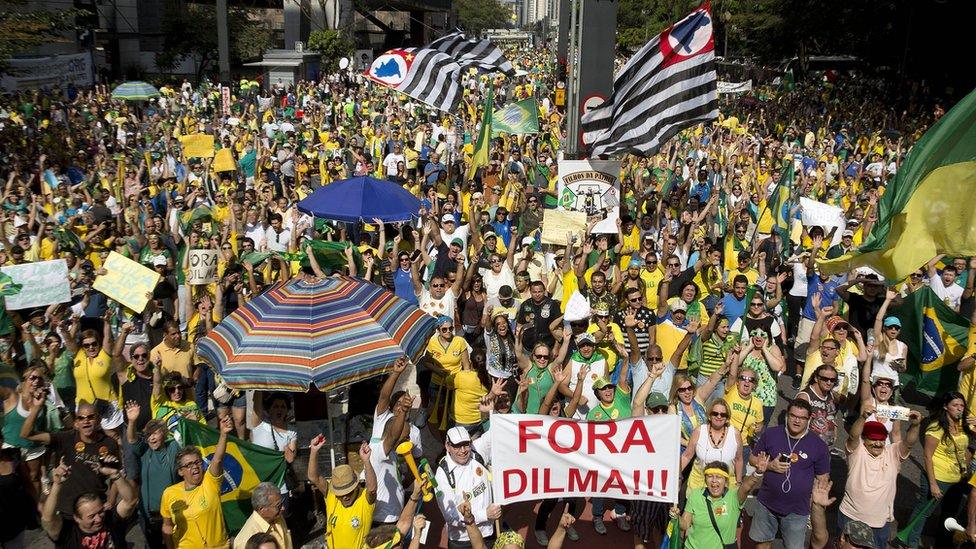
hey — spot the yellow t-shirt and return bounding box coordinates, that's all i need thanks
[726,267,759,286]
[958,325,976,415]
[151,341,196,380]
[725,386,763,444]
[160,472,229,548]
[426,336,467,386]
[453,370,487,424]
[325,488,375,549]
[640,268,665,311]
[617,229,641,271]
[656,320,690,370]
[587,322,625,372]
[926,424,968,483]
[73,349,117,405]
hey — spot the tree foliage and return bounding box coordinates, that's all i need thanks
[456,0,510,36]
[155,2,273,81]
[307,30,355,72]
[0,0,77,73]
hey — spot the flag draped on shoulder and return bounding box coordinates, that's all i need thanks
[769,162,795,238]
[365,32,514,112]
[891,287,969,395]
[176,419,286,533]
[467,84,494,180]
[581,2,718,157]
[818,87,976,280]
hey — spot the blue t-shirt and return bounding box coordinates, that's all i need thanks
[802,273,845,320]
[752,426,829,516]
[394,268,417,305]
[424,162,445,187]
[721,292,748,324]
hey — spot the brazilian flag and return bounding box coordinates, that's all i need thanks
[819,87,976,281]
[176,419,286,533]
[892,287,969,395]
[491,98,540,136]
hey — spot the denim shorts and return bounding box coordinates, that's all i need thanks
[749,501,808,549]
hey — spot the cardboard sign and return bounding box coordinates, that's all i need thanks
[180,134,216,159]
[213,148,236,172]
[800,197,846,246]
[1,260,70,310]
[556,159,623,233]
[491,414,680,504]
[540,209,587,245]
[93,252,160,313]
[187,250,219,285]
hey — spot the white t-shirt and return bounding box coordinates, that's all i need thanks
[418,287,456,319]
[250,422,297,493]
[479,264,515,302]
[929,277,964,311]
[369,410,423,523]
[383,153,405,177]
[790,262,809,297]
[566,356,608,419]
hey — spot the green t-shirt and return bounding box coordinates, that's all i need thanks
[586,389,631,421]
[524,365,554,415]
[685,488,740,549]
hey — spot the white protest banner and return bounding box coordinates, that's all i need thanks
[1,260,70,310]
[717,80,753,94]
[0,52,93,92]
[799,197,846,246]
[187,250,219,284]
[557,159,623,234]
[540,209,587,245]
[491,414,680,505]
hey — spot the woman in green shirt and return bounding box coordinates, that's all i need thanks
[513,325,570,414]
[679,455,768,548]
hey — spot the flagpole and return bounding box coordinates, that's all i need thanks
[564,0,582,158]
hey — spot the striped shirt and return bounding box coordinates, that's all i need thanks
[699,335,728,378]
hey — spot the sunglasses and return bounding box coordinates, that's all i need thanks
[431,283,445,288]
[132,353,148,359]
[750,302,764,307]
[179,459,203,470]
[886,325,901,331]
[533,354,550,360]
[76,414,97,422]
[677,386,693,393]
[667,262,680,267]
[439,327,454,332]
[738,376,756,383]
[221,246,232,250]
[874,380,893,388]
[650,406,669,414]
[819,375,838,383]
[710,411,728,418]
[82,341,99,349]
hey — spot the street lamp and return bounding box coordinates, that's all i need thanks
[722,10,731,58]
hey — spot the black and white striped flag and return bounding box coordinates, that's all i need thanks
[581,3,718,157]
[365,33,514,112]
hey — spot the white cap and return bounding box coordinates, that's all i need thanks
[446,426,471,445]
[153,256,168,267]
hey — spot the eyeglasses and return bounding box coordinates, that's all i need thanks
[132,353,148,359]
[677,386,693,393]
[818,375,838,383]
[628,297,641,303]
[179,459,203,470]
[710,411,728,418]
[738,376,756,383]
[821,346,839,352]
[788,413,810,421]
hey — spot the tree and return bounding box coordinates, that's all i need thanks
[155,1,272,82]
[307,30,355,72]
[456,0,510,36]
[0,0,77,73]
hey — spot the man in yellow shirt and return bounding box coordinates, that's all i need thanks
[233,482,292,549]
[308,436,377,549]
[151,320,196,380]
[161,416,233,548]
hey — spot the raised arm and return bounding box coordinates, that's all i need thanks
[207,416,233,478]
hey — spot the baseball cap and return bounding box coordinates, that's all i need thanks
[153,256,168,267]
[592,376,613,390]
[644,392,669,410]
[441,214,456,224]
[667,297,687,313]
[450,237,464,248]
[883,316,901,328]
[482,231,497,240]
[446,426,471,445]
[576,333,596,346]
[842,520,875,548]
[861,421,888,441]
[842,229,854,238]
[521,236,535,246]
[329,464,359,496]
[628,258,643,269]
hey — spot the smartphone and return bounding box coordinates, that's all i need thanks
[410,250,421,262]
[418,518,431,544]
[778,453,791,464]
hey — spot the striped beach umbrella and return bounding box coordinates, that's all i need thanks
[111,81,160,101]
[197,276,437,392]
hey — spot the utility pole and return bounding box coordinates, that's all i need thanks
[216,0,231,83]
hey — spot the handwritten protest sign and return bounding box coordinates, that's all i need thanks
[557,159,623,234]
[540,210,587,245]
[491,414,680,505]
[180,134,215,159]
[213,148,236,172]
[188,250,219,284]
[93,252,160,313]
[800,197,846,246]
[1,260,70,310]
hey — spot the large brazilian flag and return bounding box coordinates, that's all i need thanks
[177,419,286,533]
[818,87,976,281]
[491,98,540,136]
[891,287,969,395]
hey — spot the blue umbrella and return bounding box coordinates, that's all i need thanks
[297,176,422,223]
[111,81,160,101]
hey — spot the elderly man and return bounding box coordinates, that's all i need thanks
[435,426,498,548]
[234,482,292,549]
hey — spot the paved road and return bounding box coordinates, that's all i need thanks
[24,374,939,548]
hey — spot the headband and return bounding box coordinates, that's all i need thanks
[703,467,730,479]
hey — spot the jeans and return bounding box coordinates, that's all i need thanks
[591,497,626,518]
[762,405,777,429]
[194,366,216,413]
[837,510,890,549]
[907,478,967,547]
[748,501,808,549]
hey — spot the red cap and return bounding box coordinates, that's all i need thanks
[862,421,888,441]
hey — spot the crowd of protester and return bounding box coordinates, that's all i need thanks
[0,44,971,549]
